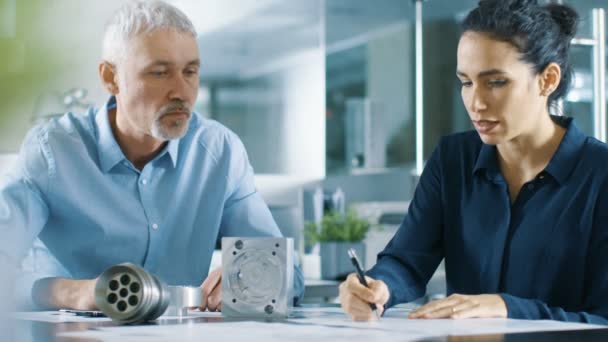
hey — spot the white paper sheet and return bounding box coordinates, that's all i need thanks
[54,308,604,342]
[10,309,217,323]
[11,311,112,323]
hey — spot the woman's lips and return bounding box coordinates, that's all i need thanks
[473,120,499,134]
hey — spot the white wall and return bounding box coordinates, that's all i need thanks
[217,48,326,179]
[277,50,326,178]
[366,23,413,163]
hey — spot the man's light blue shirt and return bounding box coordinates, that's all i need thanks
[0,97,304,308]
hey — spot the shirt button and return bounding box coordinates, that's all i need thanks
[539,174,545,180]
[152,223,159,230]
[141,179,148,185]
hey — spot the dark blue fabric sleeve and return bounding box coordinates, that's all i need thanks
[367,142,445,308]
[500,294,608,324]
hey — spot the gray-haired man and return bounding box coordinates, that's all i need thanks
[1,0,304,311]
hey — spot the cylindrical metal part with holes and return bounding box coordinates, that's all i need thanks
[95,263,170,324]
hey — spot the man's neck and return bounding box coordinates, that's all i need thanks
[109,108,166,170]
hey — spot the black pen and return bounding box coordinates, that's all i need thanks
[59,309,106,318]
[347,248,381,319]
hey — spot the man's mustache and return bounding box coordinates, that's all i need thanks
[157,101,192,118]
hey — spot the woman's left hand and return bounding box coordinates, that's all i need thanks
[408,294,507,319]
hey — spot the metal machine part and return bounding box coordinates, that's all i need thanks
[221,237,293,318]
[163,286,202,317]
[95,263,170,324]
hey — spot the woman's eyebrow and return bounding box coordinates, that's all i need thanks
[457,69,507,78]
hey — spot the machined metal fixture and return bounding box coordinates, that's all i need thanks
[163,286,202,317]
[95,263,170,324]
[221,237,294,318]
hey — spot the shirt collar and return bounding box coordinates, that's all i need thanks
[473,116,586,185]
[473,143,502,182]
[96,96,180,173]
[544,116,586,184]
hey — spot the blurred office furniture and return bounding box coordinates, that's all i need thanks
[320,240,365,281]
[31,88,92,125]
[351,201,407,270]
[254,176,308,258]
[302,186,345,241]
[255,180,343,303]
[266,188,305,258]
[323,187,345,215]
[302,186,346,280]
[303,187,324,230]
[345,98,387,170]
[564,8,606,141]
[352,200,446,301]
[300,279,340,304]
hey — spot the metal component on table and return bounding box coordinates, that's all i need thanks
[163,286,202,317]
[95,263,170,324]
[221,237,294,318]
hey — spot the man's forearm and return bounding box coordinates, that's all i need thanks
[32,277,97,310]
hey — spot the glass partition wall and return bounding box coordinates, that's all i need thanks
[201,0,326,178]
[563,1,606,141]
[4,0,607,195]
[324,0,608,189]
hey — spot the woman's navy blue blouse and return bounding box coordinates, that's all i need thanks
[368,117,608,324]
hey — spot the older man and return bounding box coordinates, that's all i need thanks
[0,0,303,310]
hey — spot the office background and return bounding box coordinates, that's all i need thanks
[1,0,607,284]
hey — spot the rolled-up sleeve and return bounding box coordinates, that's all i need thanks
[0,127,52,309]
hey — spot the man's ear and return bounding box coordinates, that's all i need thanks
[538,62,561,97]
[99,61,119,95]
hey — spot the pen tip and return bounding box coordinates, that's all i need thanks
[347,248,356,258]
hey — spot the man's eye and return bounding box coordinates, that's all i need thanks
[150,71,168,77]
[460,81,472,87]
[184,69,198,76]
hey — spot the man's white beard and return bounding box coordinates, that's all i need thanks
[151,117,189,141]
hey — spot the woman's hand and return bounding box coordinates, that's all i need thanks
[339,273,390,321]
[409,294,507,319]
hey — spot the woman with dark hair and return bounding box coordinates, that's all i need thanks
[339,0,608,324]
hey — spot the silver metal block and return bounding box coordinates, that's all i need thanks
[221,237,293,318]
[163,286,202,317]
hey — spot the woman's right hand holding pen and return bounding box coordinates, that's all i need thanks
[339,273,390,321]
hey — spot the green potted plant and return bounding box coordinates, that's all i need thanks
[305,210,371,280]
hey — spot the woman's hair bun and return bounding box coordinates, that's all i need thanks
[546,4,579,39]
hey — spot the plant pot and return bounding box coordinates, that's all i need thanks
[320,242,365,281]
